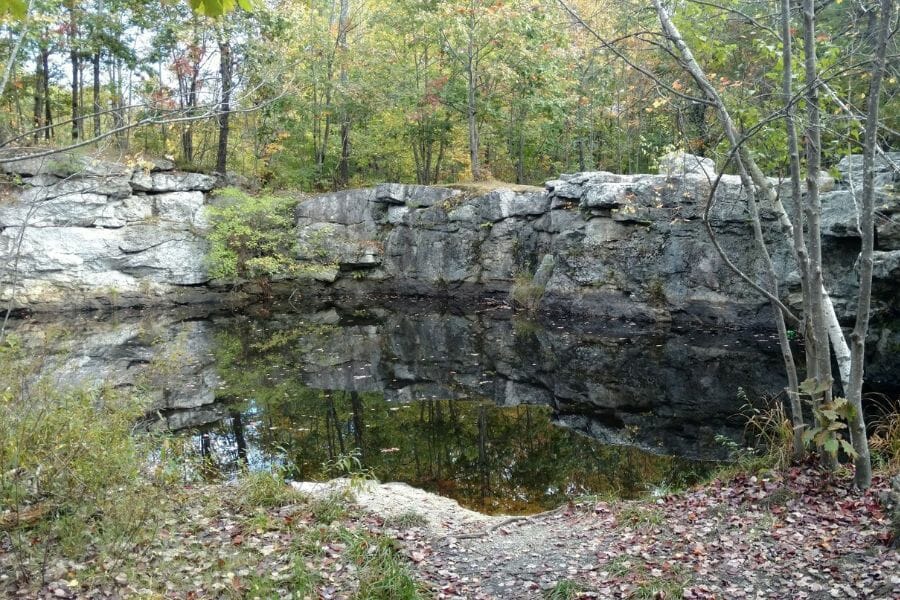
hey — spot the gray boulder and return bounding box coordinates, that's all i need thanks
[131,171,216,193]
[657,151,716,178]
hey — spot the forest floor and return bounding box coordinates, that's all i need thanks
[3,467,898,599]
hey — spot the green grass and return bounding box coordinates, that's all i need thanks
[383,510,428,529]
[348,533,424,600]
[232,470,305,510]
[616,505,665,527]
[544,579,584,599]
[310,492,349,524]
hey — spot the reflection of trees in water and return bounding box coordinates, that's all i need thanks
[177,325,713,513]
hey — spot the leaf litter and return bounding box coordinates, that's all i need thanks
[1,467,897,599]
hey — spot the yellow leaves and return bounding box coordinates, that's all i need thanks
[646,96,668,113]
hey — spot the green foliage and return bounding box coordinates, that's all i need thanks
[0,0,27,20]
[799,378,857,460]
[187,0,254,17]
[232,470,305,510]
[206,187,298,284]
[322,449,378,495]
[0,333,156,580]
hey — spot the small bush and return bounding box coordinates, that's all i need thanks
[0,335,156,581]
[206,187,298,286]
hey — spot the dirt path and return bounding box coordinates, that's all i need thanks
[304,468,900,599]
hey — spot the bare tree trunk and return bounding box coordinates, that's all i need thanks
[111,58,125,149]
[781,0,808,458]
[42,47,52,139]
[845,0,891,490]
[92,51,101,139]
[434,135,445,183]
[800,0,839,469]
[33,45,43,143]
[71,49,80,141]
[216,34,232,175]
[466,0,480,180]
[336,0,351,187]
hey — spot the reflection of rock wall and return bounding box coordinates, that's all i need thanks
[11,305,899,461]
[0,154,219,311]
[296,154,900,328]
[7,310,220,420]
[261,309,788,460]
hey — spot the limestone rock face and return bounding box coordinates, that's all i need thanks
[293,154,898,327]
[657,151,716,178]
[131,171,216,193]
[0,156,216,311]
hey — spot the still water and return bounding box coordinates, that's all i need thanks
[11,304,792,513]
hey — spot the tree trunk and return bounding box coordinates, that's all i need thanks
[800,0,840,469]
[112,58,125,149]
[466,1,480,180]
[780,0,808,458]
[42,47,52,139]
[182,71,198,164]
[71,49,80,141]
[844,0,890,490]
[516,114,525,184]
[467,67,479,179]
[433,135,445,183]
[92,51,100,139]
[216,35,232,175]
[336,0,351,187]
[33,46,43,143]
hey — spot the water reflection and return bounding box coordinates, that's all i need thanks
[8,304,796,513]
[142,306,791,512]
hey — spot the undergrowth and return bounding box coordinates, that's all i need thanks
[0,333,159,585]
[0,333,423,598]
[712,391,794,481]
[868,393,900,473]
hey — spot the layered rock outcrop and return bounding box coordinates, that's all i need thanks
[2,150,897,329]
[296,154,899,327]
[0,154,217,311]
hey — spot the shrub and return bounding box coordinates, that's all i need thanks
[869,394,900,473]
[206,187,298,287]
[0,334,157,581]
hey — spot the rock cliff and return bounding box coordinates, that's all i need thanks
[2,151,897,329]
[0,154,219,311]
[296,154,900,328]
